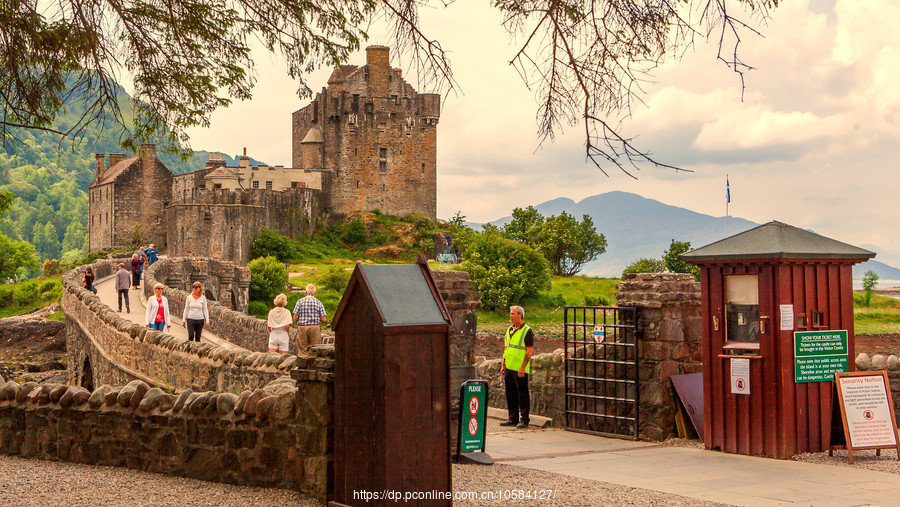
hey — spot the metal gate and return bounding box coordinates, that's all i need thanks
[564,306,640,439]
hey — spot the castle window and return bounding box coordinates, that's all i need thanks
[379,161,387,173]
[214,183,222,189]
[356,180,359,189]
[265,181,273,190]
[422,163,425,175]
[332,97,339,112]
[380,148,387,158]
[252,181,259,189]
[382,183,385,191]
[378,124,386,133]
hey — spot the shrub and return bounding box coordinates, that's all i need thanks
[250,228,296,262]
[42,259,64,276]
[343,219,368,247]
[622,258,666,277]
[12,284,39,306]
[248,300,270,319]
[584,294,610,306]
[248,256,288,302]
[462,234,551,310]
[321,266,352,293]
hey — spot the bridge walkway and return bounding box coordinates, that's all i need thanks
[93,274,247,352]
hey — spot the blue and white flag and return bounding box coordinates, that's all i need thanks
[726,177,731,204]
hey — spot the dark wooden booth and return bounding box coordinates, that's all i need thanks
[683,221,874,458]
[331,255,452,506]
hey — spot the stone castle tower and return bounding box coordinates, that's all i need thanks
[292,45,440,219]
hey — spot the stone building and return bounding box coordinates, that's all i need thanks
[88,46,440,263]
[88,145,172,252]
[292,45,440,219]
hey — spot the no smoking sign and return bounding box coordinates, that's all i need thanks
[468,416,478,436]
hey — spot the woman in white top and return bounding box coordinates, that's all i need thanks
[145,283,171,331]
[267,293,293,354]
[181,281,210,342]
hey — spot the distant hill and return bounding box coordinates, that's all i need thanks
[474,191,900,282]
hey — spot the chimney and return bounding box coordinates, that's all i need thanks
[240,147,250,167]
[140,143,157,161]
[109,153,127,166]
[95,154,105,181]
[205,152,226,170]
[365,45,390,97]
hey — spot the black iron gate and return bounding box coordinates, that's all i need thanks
[564,306,640,439]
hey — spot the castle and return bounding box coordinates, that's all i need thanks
[88,46,440,264]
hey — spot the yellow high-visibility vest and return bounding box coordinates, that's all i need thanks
[503,324,532,374]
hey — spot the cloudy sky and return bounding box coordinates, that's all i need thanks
[185,0,900,266]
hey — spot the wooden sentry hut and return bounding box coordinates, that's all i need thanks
[682,221,874,458]
[331,254,452,506]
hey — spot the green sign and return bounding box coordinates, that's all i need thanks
[794,330,849,383]
[460,381,487,452]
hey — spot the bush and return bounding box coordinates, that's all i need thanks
[321,266,352,293]
[248,256,288,302]
[248,300,270,319]
[12,283,39,306]
[42,259,64,276]
[622,258,666,277]
[462,234,551,310]
[584,294,610,306]
[251,228,296,262]
[343,219,368,247]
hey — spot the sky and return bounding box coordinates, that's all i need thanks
[184,0,900,267]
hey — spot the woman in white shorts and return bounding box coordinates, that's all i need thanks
[267,293,292,354]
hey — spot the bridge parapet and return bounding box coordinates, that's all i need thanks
[62,259,332,393]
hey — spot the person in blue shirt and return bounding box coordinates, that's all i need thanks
[145,244,160,265]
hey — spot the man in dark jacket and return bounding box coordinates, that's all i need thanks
[115,264,131,313]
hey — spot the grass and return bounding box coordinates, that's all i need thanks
[853,292,900,335]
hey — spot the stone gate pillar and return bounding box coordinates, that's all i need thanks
[615,273,702,440]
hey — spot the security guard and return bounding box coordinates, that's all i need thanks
[500,305,534,429]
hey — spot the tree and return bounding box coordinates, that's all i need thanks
[248,256,289,302]
[503,206,545,244]
[862,270,879,307]
[663,239,700,281]
[0,233,39,280]
[0,1,775,173]
[250,228,296,262]
[463,233,550,310]
[535,212,607,276]
[622,257,666,277]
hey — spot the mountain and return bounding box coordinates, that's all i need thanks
[475,191,900,283]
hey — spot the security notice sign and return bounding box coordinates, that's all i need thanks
[730,358,750,395]
[794,330,849,383]
[834,371,900,464]
[459,380,487,453]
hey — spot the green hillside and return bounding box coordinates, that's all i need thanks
[0,89,213,267]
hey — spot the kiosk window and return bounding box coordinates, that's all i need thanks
[725,275,759,344]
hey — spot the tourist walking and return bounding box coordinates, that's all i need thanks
[145,244,160,266]
[83,267,97,294]
[115,264,131,313]
[267,293,292,354]
[130,253,143,290]
[500,305,534,429]
[292,284,326,355]
[145,283,171,331]
[181,282,210,342]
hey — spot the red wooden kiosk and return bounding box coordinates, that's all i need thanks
[331,254,452,506]
[682,221,874,458]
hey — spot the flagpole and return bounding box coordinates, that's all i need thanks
[726,174,730,237]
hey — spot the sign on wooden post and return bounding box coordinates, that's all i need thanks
[833,370,900,464]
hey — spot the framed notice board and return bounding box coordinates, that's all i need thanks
[833,371,900,464]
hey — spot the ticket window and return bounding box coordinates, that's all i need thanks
[724,275,760,352]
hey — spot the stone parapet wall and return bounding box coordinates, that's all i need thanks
[62,261,333,393]
[0,373,333,500]
[617,273,702,441]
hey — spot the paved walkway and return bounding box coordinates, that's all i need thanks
[93,274,245,352]
[485,426,900,506]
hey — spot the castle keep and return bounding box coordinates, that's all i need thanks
[88,46,440,264]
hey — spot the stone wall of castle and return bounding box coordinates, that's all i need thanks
[89,145,172,251]
[165,183,320,265]
[62,260,314,393]
[145,257,250,314]
[0,372,333,500]
[292,46,439,219]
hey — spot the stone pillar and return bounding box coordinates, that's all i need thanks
[432,269,480,451]
[234,278,250,315]
[218,274,234,311]
[615,273,702,441]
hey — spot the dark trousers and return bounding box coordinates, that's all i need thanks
[186,319,205,342]
[504,368,530,424]
[117,289,130,312]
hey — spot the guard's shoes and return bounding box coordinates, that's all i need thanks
[499,419,518,427]
[516,422,529,429]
